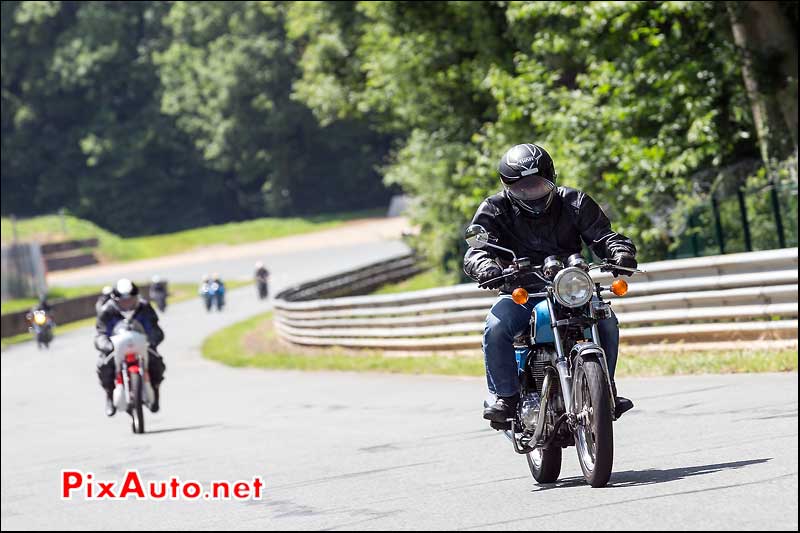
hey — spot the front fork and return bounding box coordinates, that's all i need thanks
[546,297,575,417]
[547,296,616,420]
[589,302,617,417]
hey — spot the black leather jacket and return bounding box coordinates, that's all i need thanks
[463,188,636,293]
[94,299,164,354]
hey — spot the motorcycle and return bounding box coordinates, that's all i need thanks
[200,281,225,312]
[256,275,269,300]
[149,282,168,313]
[466,224,641,487]
[27,310,54,349]
[104,316,156,434]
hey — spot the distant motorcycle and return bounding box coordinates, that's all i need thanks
[27,310,54,349]
[256,274,269,300]
[104,316,156,434]
[149,280,168,313]
[200,280,225,312]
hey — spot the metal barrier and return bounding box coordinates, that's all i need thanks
[273,248,798,351]
[277,253,424,302]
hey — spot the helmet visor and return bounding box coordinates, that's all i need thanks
[504,175,555,201]
[116,295,137,312]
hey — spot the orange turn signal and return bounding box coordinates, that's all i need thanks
[611,279,628,296]
[512,288,529,305]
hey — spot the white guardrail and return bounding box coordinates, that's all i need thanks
[273,248,799,351]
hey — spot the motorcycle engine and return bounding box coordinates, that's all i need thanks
[519,392,541,431]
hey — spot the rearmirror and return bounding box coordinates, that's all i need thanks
[465,224,490,248]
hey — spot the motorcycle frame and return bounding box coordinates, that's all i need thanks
[504,288,617,453]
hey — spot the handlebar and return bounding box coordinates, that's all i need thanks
[477,260,644,289]
[592,263,644,274]
[477,262,545,289]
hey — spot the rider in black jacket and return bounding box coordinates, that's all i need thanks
[464,143,637,423]
[94,279,166,417]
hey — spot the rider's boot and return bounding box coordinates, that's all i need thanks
[151,385,160,413]
[483,394,519,423]
[611,380,634,418]
[104,389,116,417]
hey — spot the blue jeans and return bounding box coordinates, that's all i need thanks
[482,295,620,398]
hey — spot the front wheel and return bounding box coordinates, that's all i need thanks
[130,373,145,434]
[573,356,613,487]
[526,445,562,483]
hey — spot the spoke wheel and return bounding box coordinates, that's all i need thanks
[573,356,613,487]
[526,445,562,484]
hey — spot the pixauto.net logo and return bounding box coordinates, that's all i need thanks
[61,470,265,501]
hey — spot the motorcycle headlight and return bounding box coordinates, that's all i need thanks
[33,312,47,325]
[553,267,593,308]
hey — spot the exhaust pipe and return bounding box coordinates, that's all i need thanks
[530,367,555,445]
[507,367,556,452]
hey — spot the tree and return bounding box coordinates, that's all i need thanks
[156,1,391,219]
[2,1,218,234]
[289,1,780,271]
[726,1,797,162]
[2,1,393,234]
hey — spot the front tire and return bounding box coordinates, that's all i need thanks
[526,445,562,483]
[130,373,145,434]
[573,356,613,487]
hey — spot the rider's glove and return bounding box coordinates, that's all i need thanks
[477,263,504,290]
[94,336,114,355]
[610,253,637,277]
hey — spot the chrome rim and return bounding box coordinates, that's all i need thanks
[575,370,596,472]
[529,447,544,469]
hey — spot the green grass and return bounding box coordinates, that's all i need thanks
[1,281,253,349]
[372,268,457,295]
[1,209,383,263]
[615,348,798,376]
[1,316,96,350]
[202,312,487,375]
[0,298,39,315]
[0,281,233,315]
[202,311,798,377]
[1,284,125,314]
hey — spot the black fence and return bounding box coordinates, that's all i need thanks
[669,180,798,259]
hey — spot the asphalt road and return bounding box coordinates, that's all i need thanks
[2,242,798,530]
[47,217,409,287]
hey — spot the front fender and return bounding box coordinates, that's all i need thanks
[570,341,605,360]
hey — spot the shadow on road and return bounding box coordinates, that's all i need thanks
[145,424,222,435]
[609,458,772,487]
[532,458,771,491]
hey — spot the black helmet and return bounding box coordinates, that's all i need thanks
[112,278,139,312]
[498,143,558,217]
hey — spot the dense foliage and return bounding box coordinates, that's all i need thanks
[3,1,797,270]
[288,0,798,273]
[1,1,392,235]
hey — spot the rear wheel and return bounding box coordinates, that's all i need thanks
[130,373,145,434]
[573,356,613,487]
[526,445,562,483]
